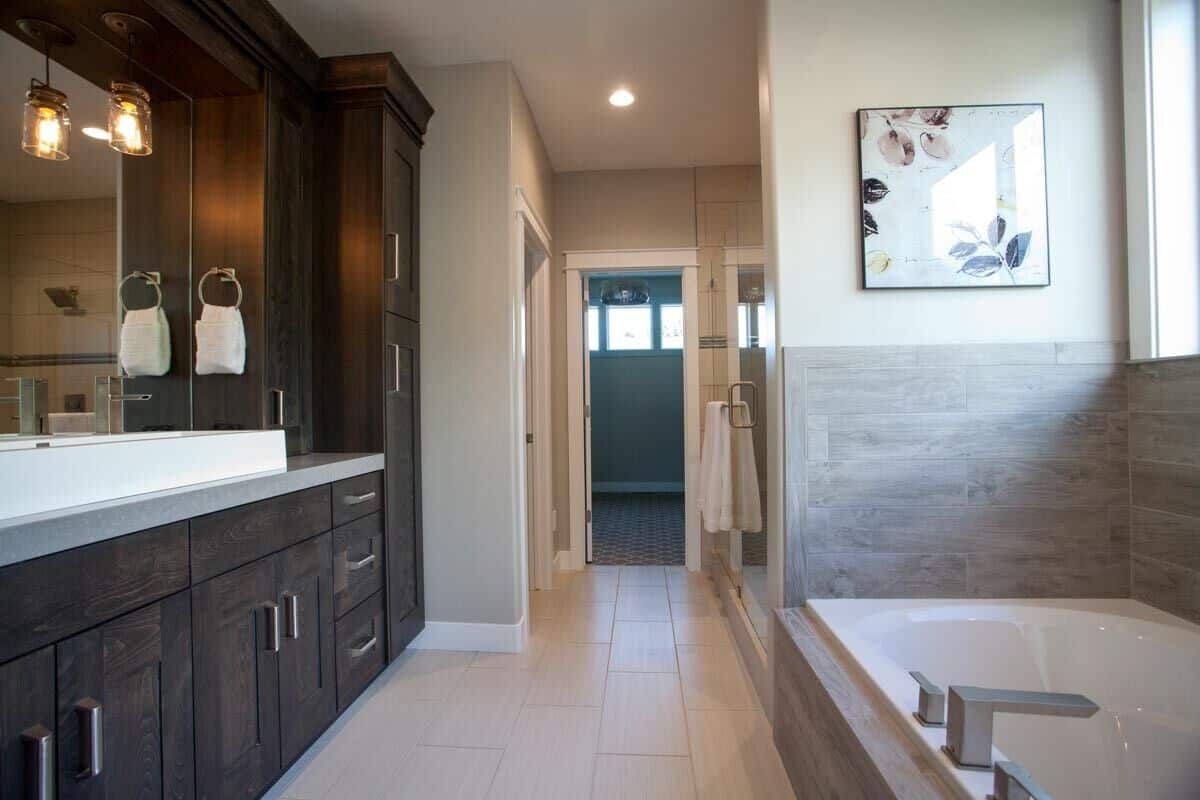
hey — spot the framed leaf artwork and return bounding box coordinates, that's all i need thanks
[857,103,1050,289]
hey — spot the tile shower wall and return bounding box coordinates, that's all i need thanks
[1129,356,1200,623]
[784,342,1130,602]
[0,199,117,430]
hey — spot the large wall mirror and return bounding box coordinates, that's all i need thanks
[1,16,196,437]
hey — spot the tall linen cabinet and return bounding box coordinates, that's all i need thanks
[313,54,433,659]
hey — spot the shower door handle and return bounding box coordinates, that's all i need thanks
[727,381,757,429]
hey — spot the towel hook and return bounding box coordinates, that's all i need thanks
[118,270,162,313]
[198,267,243,308]
[726,381,758,429]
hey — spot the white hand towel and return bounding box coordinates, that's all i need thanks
[195,303,246,375]
[729,403,762,533]
[119,307,171,376]
[698,400,762,534]
[699,401,730,533]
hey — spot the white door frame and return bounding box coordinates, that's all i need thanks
[515,188,554,592]
[564,248,702,572]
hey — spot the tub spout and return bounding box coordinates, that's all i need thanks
[944,686,1100,769]
[991,760,1054,800]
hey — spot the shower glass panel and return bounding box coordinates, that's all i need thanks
[730,265,769,646]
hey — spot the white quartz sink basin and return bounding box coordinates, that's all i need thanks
[0,429,287,521]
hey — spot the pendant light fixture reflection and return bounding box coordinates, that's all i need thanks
[17,19,75,162]
[101,13,155,156]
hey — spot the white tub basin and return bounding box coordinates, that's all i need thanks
[0,429,287,521]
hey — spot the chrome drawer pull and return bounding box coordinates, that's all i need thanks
[342,491,377,506]
[264,602,281,652]
[21,724,53,800]
[348,635,377,659]
[283,593,300,640]
[74,698,103,779]
[346,553,377,571]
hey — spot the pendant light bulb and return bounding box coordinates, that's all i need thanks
[21,33,70,161]
[107,30,152,156]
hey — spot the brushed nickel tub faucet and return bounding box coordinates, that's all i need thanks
[943,685,1100,769]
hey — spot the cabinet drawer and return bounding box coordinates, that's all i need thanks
[335,590,385,710]
[331,471,383,527]
[191,485,332,582]
[0,523,189,664]
[333,513,385,618]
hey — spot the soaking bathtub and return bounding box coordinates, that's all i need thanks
[805,598,1200,800]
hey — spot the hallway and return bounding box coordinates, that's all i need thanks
[592,493,685,565]
[267,566,794,799]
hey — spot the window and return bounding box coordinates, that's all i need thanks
[660,304,683,349]
[606,306,653,350]
[1125,0,1200,357]
[737,302,767,349]
[587,307,600,351]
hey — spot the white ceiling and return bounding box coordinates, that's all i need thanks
[0,31,118,204]
[269,0,761,172]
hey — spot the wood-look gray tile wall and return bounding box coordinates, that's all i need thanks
[1128,357,1200,623]
[784,342,1132,601]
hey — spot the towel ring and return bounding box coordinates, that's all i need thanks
[119,270,163,313]
[726,381,757,429]
[198,267,243,308]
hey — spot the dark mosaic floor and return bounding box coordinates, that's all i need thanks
[591,492,684,565]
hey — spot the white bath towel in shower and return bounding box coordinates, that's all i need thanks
[699,400,762,533]
[119,307,171,376]
[194,303,246,375]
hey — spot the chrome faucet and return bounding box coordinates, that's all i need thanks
[990,760,1053,800]
[944,685,1100,768]
[94,376,152,434]
[909,671,946,726]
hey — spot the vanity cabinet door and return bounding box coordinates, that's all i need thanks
[265,73,314,453]
[384,313,423,659]
[0,647,55,800]
[276,534,336,766]
[192,556,281,800]
[56,592,194,800]
[383,113,420,321]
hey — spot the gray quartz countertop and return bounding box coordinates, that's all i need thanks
[0,452,384,568]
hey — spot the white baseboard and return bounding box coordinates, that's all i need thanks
[408,616,528,653]
[553,549,571,572]
[592,481,684,493]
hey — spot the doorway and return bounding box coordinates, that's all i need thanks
[565,248,703,572]
[585,273,685,564]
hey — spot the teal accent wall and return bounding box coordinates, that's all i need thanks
[588,275,684,491]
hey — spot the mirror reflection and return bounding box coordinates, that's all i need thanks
[1,30,120,435]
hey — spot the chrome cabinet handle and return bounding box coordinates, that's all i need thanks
[74,698,103,779]
[283,593,300,640]
[346,553,376,571]
[389,344,401,392]
[271,388,285,427]
[21,724,53,800]
[264,602,281,652]
[387,232,401,281]
[348,635,377,659]
[342,491,377,506]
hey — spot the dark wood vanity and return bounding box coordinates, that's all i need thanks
[0,1,432,798]
[0,470,391,800]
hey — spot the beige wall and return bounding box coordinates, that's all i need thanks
[415,62,556,628]
[550,165,762,554]
[761,0,1128,348]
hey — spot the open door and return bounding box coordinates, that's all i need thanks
[582,280,594,564]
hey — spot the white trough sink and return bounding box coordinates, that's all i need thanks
[0,429,287,522]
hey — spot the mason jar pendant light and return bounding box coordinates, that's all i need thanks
[101,13,155,156]
[17,19,75,162]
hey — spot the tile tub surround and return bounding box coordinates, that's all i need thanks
[772,607,954,799]
[1129,356,1200,623]
[784,342,1131,603]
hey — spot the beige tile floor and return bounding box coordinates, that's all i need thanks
[266,565,795,800]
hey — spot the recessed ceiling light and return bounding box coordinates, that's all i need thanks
[82,126,111,141]
[608,88,635,107]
